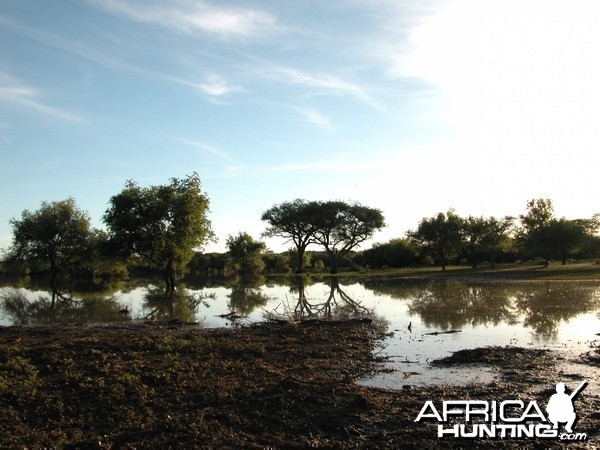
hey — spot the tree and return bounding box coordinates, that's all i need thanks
[7,198,93,299]
[518,198,555,265]
[261,199,319,274]
[103,173,214,291]
[358,238,418,269]
[312,201,385,274]
[226,232,266,275]
[463,216,514,268]
[518,199,599,265]
[407,209,464,271]
[544,218,599,265]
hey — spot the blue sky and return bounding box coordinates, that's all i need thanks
[1,0,599,253]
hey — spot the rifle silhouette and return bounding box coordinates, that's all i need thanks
[570,380,587,401]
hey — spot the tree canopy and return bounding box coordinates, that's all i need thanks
[262,199,385,274]
[518,199,599,265]
[103,173,214,290]
[407,209,464,271]
[261,199,319,274]
[311,201,386,274]
[7,198,93,295]
[226,232,266,275]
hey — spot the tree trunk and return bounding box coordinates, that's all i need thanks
[329,255,339,274]
[50,260,59,309]
[295,247,305,274]
[164,259,176,293]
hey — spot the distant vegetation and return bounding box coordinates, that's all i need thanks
[2,172,599,288]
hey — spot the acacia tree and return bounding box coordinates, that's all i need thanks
[407,209,464,271]
[261,199,320,274]
[103,173,214,291]
[312,201,385,274]
[7,198,93,302]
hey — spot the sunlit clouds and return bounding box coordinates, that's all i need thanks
[88,0,279,40]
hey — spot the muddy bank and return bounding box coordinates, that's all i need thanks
[0,320,598,449]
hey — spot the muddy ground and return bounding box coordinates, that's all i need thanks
[0,320,598,449]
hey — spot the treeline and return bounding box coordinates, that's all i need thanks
[191,198,599,275]
[2,172,599,289]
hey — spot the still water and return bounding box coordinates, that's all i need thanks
[1,276,599,387]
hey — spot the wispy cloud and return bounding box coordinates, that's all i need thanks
[168,136,230,159]
[89,0,278,40]
[190,73,243,97]
[291,106,334,131]
[0,15,133,74]
[272,64,371,102]
[0,16,245,103]
[0,73,83,123]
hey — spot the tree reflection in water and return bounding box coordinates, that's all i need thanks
[1,288,126,325]
[512,282,600,337]
[226,275,270,318]
[142,285,214,323]
[279,276,371,321]
[401,280,600,337]
[408,281,518,330]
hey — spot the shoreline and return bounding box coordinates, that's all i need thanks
[1,320,599,448]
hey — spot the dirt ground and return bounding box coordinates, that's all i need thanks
[0,320,599,449]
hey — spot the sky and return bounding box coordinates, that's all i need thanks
[1,0,599,253]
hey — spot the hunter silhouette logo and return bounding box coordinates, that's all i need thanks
[415,380,589,441]
[546,381,586,434]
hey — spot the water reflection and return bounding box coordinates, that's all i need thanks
[227,275,270,317]
[141,285,213,323]
[362,278,600,336]
[1,277,599,338]
[1,288,127,325]
[512,283,600,337]
[281,277,371,320]
[407,281,519,329]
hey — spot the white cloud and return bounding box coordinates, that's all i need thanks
[90,0,278,40]
[292,107,334,131]
[170,136,230,159]
[0,73,83,123]
[195,73,242,97]
[273,65,371,102]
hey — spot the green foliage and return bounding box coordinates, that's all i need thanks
[103,173,214,288]
[463,216,514,268]
[187,252,230,276]
[262,199,320,274]
[262,252,291,274]
[226,232,266,275]
[310,201,386,274]
[285,248,311,273]
[517,199,599,265]
[7,198,93,278]
[407,209,464,271]
[262,199,385,274]
[358,238,419,269]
